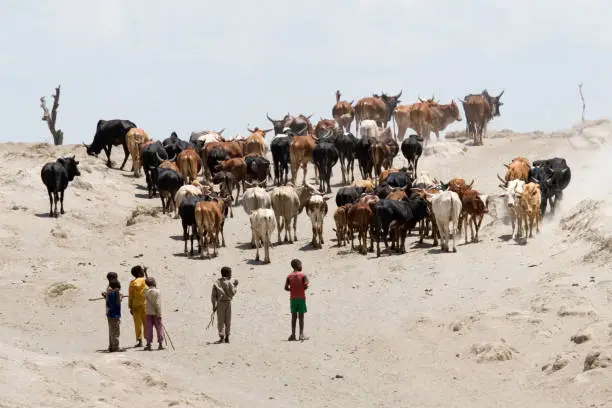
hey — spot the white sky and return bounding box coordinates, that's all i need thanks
[1,0,610,144]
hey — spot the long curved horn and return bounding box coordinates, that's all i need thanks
[217,128,225,135]
[266,113,274,123]
[498,89,505,98]
[168,152,177,162]
[82,142,89,148]
[503,163,510,169]
[467,179,474,188]
[155,152,165,162]
[306,114,313,120]
[396,90,402,99]
[496,173,507,185]
[247,127,255,133]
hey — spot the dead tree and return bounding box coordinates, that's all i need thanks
[578,83,586,122]
[40,85,64,145]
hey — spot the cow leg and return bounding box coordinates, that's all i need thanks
[340,157,347,185]
[198,226,206,259]
[311,224,317,247]
[301,162,308,185]
[103,145,113,167]
[264,230,271,264]
[293,216,298,241]
[120,143,130,170]
[211,230,218,258]
[318,221,324,246]
[254,231,261,262]
[59,189,65,215]
[276,215,283,244]
[183,223,189,254]
[47,190,53,217]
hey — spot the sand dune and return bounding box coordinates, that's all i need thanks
[1,121,612,407]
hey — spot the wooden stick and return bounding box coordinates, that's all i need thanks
[88,296,129,301]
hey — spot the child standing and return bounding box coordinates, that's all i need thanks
[144,277,164,350]
[128,266,148,348]
[211,266,239,344]
[106,279,123,352]
[284,259,309,341]
[101,272,119,298]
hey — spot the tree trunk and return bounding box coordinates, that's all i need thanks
[40,85,63,146]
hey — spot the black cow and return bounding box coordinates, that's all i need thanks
[372,196,428,257]
[335,186,365,207]
[163,132,195,158]
[530,157,571,216]
[401,134,423,178]
[157,168,184,214]
[333,130,357,185]
[40,155,81,217]
[270,133,292,186]
[206,147,229,180]
[355,136,374,180]
[312,136,339,194]
[385,170,412,189]
[84,119,136,169]
[244,155,272,185]
[373,183,393,199]
[141,141,168,198]
[179,194,214,256]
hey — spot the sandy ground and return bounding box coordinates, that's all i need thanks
[1,120,612,408]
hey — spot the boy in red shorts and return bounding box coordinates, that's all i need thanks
[284,259,309,341]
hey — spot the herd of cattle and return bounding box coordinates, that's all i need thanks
[39,89,572,264]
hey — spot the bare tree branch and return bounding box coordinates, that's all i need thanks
[578,82,586,122]
[40,85,63,145]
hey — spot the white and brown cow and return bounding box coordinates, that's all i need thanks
[305,194,330,249]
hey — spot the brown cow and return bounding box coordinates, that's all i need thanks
[214,157,247,205]
[351,178,374,192]
[245,127,271,157]
[410,99,462,145]
[461,90,504,146]
[371,127,399,180]
[346,202,373,254]
[393,97,437,142]
[314,119,336,139]
[159,160,180,173]
[497,157,530,184]
[194,198,229,259]
[176,149,202,184]
[459,188,489,243]
[289,133,319,185]
[354,91,402,137]
[444,177,474,200]
[332,204,350,247]
[200,138,246,182]
[516,182,541,239]
[332,90,355,133]
[126,128,150,177]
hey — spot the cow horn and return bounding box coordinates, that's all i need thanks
[155,152,165,162]
[503,163,510,169]
[306,114,313,120]
[82,142,88,148]
[496,173,507,185]
[396,90,402,98]
[247,127,255,133]
[217,128,225,135]
[418,97,425,102]
[266,113,274,123]
[467,179,474,188]
[498,89,505,98]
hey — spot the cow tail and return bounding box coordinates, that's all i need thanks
[54,169,62,196]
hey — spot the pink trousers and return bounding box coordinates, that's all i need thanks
[145,315,164,344]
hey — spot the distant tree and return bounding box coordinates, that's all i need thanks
[578,82,586,122]
[40,85,64,145]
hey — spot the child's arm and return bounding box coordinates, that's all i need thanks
[303,275,310,289]
[284,277,291,292]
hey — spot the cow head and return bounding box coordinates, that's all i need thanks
[380,90,403,121]
[266,113,287,135]
[58,155,81,180]
[482,89,504,117]
[497,178,524,208]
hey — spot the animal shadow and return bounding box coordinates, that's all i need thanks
[168,235,184,241]
[246,259,266,266]
[134,193,151,199]
[498,234,513,242]
[235,242,254,250]
[34,212,53,218]
[298,243,320,251]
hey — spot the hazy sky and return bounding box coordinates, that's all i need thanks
[1,0,610,144]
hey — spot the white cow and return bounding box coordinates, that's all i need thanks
[190,129,225,146]
[359,119,381,139]
[413,171,441,190]
[431,190,462,252]
[242,186,271,246]
[497,179,525,239]
[249,208,277,264]
[269,183,320,244]
[174,181,211,218]
[305,194,330,248]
